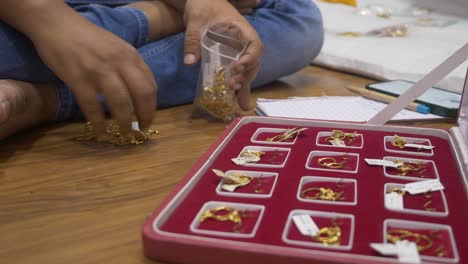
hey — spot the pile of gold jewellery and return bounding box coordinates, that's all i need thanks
[391,134,407,148]
[325,130,357,146]
[387,229,446,256]
[199,206,249,232]
[195,67,235,122]
[317,155,349,169]
[75,121,159,146]
[312,219,342,246]
[301,187,344,201]
[395,160,426,176]
[266,128,307,142]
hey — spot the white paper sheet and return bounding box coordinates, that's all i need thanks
[256,96,444,123]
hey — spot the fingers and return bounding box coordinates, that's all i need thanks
[121,62,157,131]
[238,8,254,15]
[230,0,260,9]
[184,17,204,65]
[72,82,107,139]
[98,76,134,135]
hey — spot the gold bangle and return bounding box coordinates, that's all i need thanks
[317,157,337,167]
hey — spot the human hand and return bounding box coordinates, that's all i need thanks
[30,9,157,138]
[183,0,263,111]
[229,0,261,14]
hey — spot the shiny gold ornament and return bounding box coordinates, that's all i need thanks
[391,134,407,148]
[195,67,235,122]
[301,187,345,201]
[266,127,307,142]
[75,121,159,146]
[386,229,434,252]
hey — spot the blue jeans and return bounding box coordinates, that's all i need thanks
[0,0,323,121]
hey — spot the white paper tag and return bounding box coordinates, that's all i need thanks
[131,121,140,131]
[292,215,319,236]
[365,159,400,168]
[396,241,421,263]
[385,192,404,210]
[231,156,260,165]
[404,143,435,150]
[370,243,398,256]
[221,184,239,192]
[212,169,226,177]
[404,179,444,195]
[330,138,346,146]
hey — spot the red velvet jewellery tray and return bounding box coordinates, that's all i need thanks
[142,116,468,264]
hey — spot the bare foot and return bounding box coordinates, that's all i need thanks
[129,1,185,42]
[0,80,57,140]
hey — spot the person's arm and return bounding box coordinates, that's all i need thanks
[162,0,263,111]
[0,0,157,138]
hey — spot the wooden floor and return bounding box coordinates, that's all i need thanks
[0,66,455,264]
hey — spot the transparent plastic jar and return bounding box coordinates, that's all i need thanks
[194,23,246,122]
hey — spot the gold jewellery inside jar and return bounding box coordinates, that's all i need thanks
[386,229,447,256]
[195,67,235,122]
[199,206,251,232]
[75,121,159,146]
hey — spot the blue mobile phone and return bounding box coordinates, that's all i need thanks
[366,80,462,118]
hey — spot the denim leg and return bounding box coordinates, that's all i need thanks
[56,5,151,121]
[140,0,324,108]
[0,22,55,82]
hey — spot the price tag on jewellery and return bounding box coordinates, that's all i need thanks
[404,143,435,150]
[370,241,421,263]
[385,192,404,210]
[365,159,400,168]
[396,241,421,263]
[231,156,260,165]
[403,179,444,195]
[222,182,248,192]
[292,215,319,236]
[330,138,346,146]
[212,169,227,178]
[131,121,140,131]
[370,243,398,256]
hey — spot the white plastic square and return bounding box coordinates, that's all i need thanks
[383,219,459,263]
[250,127,300,145]
[282,210,355,250]
[384,135,434,157]
[384,183,448,217]
[215,170,278,198]
[235,146,291,168]
[190,201,265,238]
[316,131,364,149]
[383,156,439,181]
[306,151,359,173]
[297,176,357,206]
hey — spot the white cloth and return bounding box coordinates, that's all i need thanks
[312,0,468,93]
